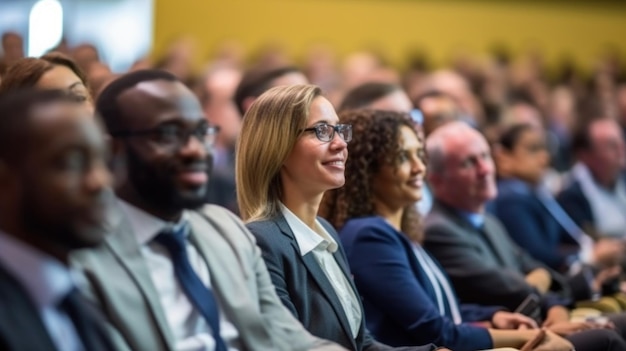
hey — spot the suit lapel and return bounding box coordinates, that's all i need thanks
[435,202,510,266]
[481,218,516,267]
[0,264,58,351]
[187,210,274,350]
[104,215,175,349]
[274,215,357,350]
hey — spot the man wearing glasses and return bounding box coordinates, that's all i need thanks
[71,70,345,351]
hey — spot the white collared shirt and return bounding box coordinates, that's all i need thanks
[0,230,84,351]
[118,200,241,351]
[280,203,362,338]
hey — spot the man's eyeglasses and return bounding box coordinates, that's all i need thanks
[302,123,352,143]
[110,123,220,150]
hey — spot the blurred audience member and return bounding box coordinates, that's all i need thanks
[196,65,242,212]
[338,82,413,113]
[71,43,101,74]
[155,36,196,85]
[0,89,113,351]
[412,70,483,127]
[0,32,24,75]
[559,117,626,240]
[234,65,308,115]
[303,44,340,94]
[0,52,93,111]
[413,90,461,137]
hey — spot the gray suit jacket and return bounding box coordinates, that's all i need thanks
[71,203,344,351]
[423,201,569,312]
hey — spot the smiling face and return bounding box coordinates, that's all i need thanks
[371,125,426,212]
[281,96,348,198]
[115,80,213,218]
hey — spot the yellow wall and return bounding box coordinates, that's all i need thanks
[153,0,626,70]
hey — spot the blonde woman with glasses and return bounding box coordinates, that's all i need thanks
[236,84,438,351]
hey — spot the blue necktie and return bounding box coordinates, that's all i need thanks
[155,223,227,351]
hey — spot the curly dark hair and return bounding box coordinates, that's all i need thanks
[320,109,424,242]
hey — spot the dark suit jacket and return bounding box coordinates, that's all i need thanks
[491,178,579,271]
[247,214,435,351]
[340,216,498,351]
[423,201,572,313]
[0,264,114,351]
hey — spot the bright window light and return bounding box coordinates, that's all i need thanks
[28,0,63,57]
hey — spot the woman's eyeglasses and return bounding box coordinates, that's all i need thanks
[302,123,352,143]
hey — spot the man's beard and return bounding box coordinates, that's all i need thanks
[125,147,210,212]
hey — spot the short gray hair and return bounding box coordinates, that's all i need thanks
[425,121,476,176]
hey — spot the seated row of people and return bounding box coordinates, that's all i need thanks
[0,63,623,351]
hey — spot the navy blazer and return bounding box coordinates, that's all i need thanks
[491,178,579,271]
[0,264,114,351]
[340,216,496,351]
[246,214,436,351]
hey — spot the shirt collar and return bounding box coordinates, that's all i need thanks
[456,210,485,229]
[117,199,189,245]
[0,230,74,308]
[279,203,338,256]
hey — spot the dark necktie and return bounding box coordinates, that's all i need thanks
[154,222,228,351]
[58,288,110,351]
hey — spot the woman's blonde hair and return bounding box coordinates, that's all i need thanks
[236,84,322,222]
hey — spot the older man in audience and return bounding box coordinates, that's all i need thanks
[423,121,626,342]
[71,70,346,351]
[0,90,115,351]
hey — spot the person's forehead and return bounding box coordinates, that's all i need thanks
[37,65,83,88]
[591,120,620,140]
[446,130,487,157]
[30,103,95,145]
[117,80,203,126]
